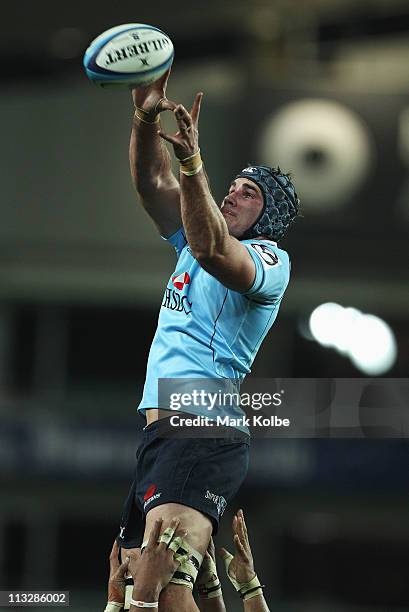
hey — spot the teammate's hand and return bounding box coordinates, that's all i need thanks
[107,540,130,603]
[129,517,190,601]
[219,509,256,584]
[158,92,203,160]
[197,537,218,587]
[131,68,176,116]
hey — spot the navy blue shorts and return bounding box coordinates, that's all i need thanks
[117,415,250,549]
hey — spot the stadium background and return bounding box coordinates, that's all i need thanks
[1,0,409,610]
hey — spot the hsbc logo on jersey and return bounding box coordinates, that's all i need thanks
[162,271,192,315]
[172,272,190,290]
[162,289,192,314]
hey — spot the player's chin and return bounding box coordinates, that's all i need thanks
[228,224,247,239]
[224,217,241,238]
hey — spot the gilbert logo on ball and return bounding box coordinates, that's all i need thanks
[83,23,174,88]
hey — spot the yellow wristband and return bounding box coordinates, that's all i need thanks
[134,109,160,124]
[179,150,202,176]
[181,163,203,176]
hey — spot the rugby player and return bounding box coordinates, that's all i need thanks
[116,68,299,611]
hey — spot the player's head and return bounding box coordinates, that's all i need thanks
[221,165,300,241]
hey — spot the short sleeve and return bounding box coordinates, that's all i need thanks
[242,241,290,304]
[161,227,188,259]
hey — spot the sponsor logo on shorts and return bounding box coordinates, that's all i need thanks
[143,484,162,509]
[119,525,126,539]
[205,490,227,517]
[144,484,157,501]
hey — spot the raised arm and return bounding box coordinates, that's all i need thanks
[219,509,270,612]
[158,95,257,292]
[104,518,190,611]
[130,69,182,237]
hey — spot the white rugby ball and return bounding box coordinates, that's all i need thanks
[83,23,174,87]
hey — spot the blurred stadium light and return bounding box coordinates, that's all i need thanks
[309,302,398,374]
[259,99,374,212]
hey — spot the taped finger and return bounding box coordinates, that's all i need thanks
[174,553,189,566]
[158,526,176,547]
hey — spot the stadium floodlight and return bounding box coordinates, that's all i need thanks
[308,302,344,347]
[308,303,397,375]
[348,314,397,376]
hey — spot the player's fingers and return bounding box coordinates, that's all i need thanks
[158,130,180,146]
[170,516,181,532]
[175,105,192,130]
[160,518,181,549]
[238,515,246,541]
[147,518,163,548]
[157,98,177,113]
[218,547,233,561]
[167,537,180,553]
[174,116,190,135]
[117,556,130,576]
[234,533,247,559]
[191,92,203,126]
[175,525,187,537]
[207,537,215,559]
[171,527,188,547]
[239,510,250,544]
[110,540,119,559]
[157,66,172,89]
[232,514,238,535]
[174,553,189,567]
[158,518,181,549]
[178,123,190,135]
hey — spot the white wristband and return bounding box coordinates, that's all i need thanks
[104,602,123,611]
[129,599,158,608]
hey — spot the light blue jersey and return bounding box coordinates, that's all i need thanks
[138,228,290,429]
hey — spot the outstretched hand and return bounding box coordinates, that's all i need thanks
[158,92,203,160]
[107,540,130,603]
[128,517,189,598]
[131,68,176,116]
[197,537,218,587]
[219,509,256,585]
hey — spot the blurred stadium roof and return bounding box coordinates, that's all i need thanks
[3,0,409,80]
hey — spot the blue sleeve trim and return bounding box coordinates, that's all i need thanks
[161,227,187,258]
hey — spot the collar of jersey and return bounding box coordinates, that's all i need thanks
[242,238,277,247]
